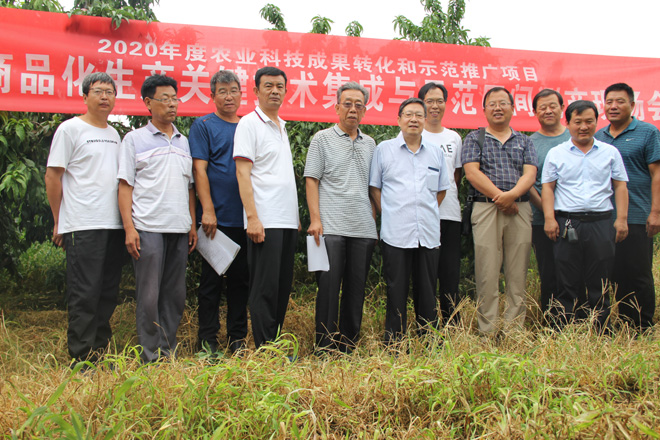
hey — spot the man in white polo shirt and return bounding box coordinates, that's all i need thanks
[233,66,299,349]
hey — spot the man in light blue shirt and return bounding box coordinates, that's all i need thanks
[370,97,452,344]
[542,100,628,331]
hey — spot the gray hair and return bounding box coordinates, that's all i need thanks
[210,70,241,94]
[336,81,369,104]
[82,72,116,95]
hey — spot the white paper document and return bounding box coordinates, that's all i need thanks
[196,226,241,276]
[306,235,330,272]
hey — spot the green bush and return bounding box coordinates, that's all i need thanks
[16,241,66,297]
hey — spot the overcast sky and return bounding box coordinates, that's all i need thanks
[56,0,659,58]
[146,0,658,59]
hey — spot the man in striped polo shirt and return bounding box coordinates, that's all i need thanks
[304,82,377,354]
[595,83,660,332]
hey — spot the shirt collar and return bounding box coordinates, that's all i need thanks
[332,124,363,139]
[146,120,181,137]
[255,106,286,128]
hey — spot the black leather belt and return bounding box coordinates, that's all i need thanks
[473,195,530,203]
[555,210,612,222]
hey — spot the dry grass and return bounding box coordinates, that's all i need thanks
[1,290,659,439]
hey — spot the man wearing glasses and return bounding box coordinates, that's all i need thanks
[370,97,452,344]
[46,72,126,365]
[462,87,538,337]
[304,81,377,354]
[118,74,197,363]
[417,82,464,327]
[189,70,249,355]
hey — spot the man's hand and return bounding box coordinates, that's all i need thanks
[614,218,629,243]
[647,211,660,237]
[51,224,64,248]
[544,218,560,241]
[125,227,141,260]
[201,211,217,239]
[188,227,198,254]
[492,190,516,211]
[308,219,323,246]
[247,216,265,243]
[500,203,519,216]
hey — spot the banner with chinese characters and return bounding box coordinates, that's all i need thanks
[2,7,660,131]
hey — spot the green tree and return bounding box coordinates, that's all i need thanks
[394,0,489,46]
[345,21,364,38]
[259,3,287,31]
[310,15,333,35]
[0,0,160,272]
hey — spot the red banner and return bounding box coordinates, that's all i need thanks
[2,7,660,131]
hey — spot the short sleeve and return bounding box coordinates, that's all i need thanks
[438,149,453,191]
[117,132,137,186]
[303,131,324,179]
[644,125,660,164]
[452,132,463,169]
[522,135,539,167]
[188,117,210,161]
[541,149,558,184]
[369,144,384,189]
[461,130,481,165]
[612,149,629,182]
[47,122,74,169]
[232,116,257,162]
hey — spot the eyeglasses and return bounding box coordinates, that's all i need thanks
[89,88,116,97]
[340,102,365,111]
[216,89,241,97]
[486,101,512,109]
[401,111,425,119]
[424,99,445,106]
[151,97,182,104]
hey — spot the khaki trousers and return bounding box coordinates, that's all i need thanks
[472,202,532,334]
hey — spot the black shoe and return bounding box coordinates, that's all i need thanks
[229,340,246,355]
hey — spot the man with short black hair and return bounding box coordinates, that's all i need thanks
[417,82,464,326]
[595,83,660,331]
[118,74,197,363]
[370,97,452,344]
[233,66,300,349]
[305,81,377,353]
[189,70,249,354]
[529,89,570,313]
[542,100,628,330]
[462,87,538,335]
[45,72,126,364]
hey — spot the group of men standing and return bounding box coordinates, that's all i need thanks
[46,65,658,365]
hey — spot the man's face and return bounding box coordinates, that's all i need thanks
[335,89,366,132]
[254,75,286,112]
[145,85,178,126]
[83,81,116,117]
[398,102,426,136]
[568,108,598,148]
[484,90,513,127]
[533,94,564,129]
[604,90,634,125]
[212,81,241,119]
[423,87,446,125]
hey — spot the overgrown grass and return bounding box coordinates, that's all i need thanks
[2,291,659,438]
[1,244,659,438]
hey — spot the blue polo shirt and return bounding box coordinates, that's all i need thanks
[595,117,660,224]
[369,136,452,249]
[189,112,244,228]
